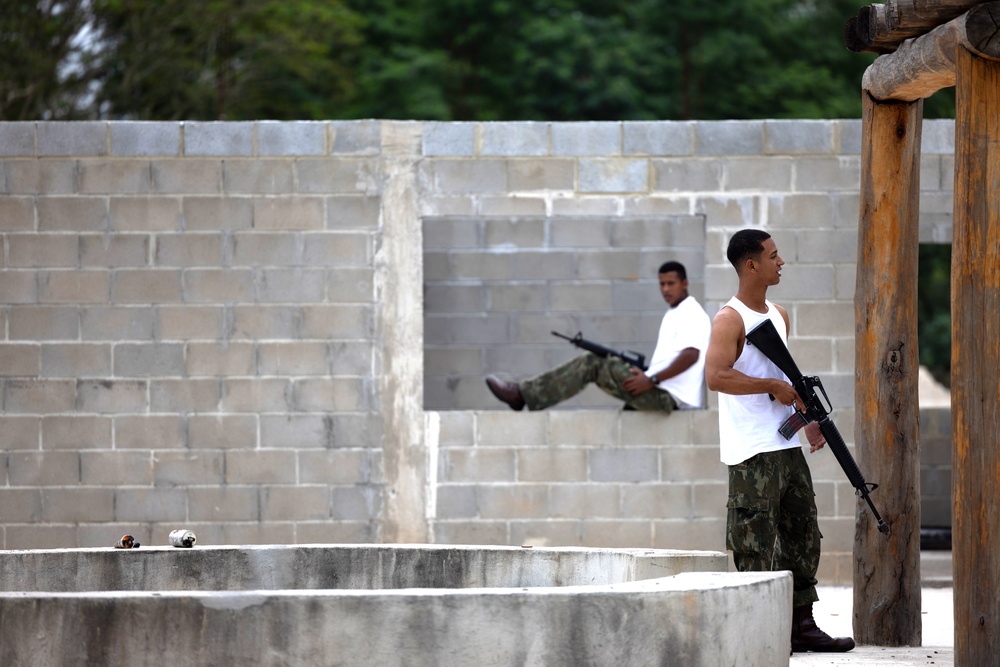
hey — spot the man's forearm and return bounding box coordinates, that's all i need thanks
[648,348,699,384]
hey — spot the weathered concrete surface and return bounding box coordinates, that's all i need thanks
[0,544,793,666]
[0,571,792,667]
[0,544,726,591]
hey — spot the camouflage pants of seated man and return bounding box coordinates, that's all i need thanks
[726,447,822,609]
[519,353,677,413]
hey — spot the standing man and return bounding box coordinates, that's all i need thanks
[486,261,710,413]
[704,229,855,653]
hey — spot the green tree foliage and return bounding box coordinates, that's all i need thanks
[0,0,90,120]
[917,244,952,387]
[86,0,364,120]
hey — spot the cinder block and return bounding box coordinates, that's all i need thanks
[725,157,793,191]
[509,519,584,547]
[624,122,693,156]
[836,120,863,155]
[575,249,640,280]
[479,484,549,519]
[0,122,36,156]
[153,450,224,485]
[38,270,110,304]
[0,343,40,376]
[330,120,381,155]
[298,449,377,484]
[183,268,254,302]
[653,517,724,550]
[2,159,76,194]
[115,415,186,450]
[326,195,380,229]
[8,306,78,340]
[694,195,761,226]
[253,196,325,231]
[440,448,515,482]
[181,196,253,231]
[590,448,659,482]
[0,196,35,231]
[8,451,80,486]
[301,232,372,267]
[222,521,297,545]
[41,415,113,449]
[621,483,692,518]
[661,445,725,483]
[110,122,181,156]
[0,416,40,450]
[652,158,724,192]
[331,485,383,520]
[257,342,329,375]
[37,196,108,232]
[295,377,372,412]
[183,121,253,156]
[506,159,575,191]
[223,159,295,194]
[551,122,620,156]
[431,519,507,545]
[110,196,182,232]
[188,414,258,449]
[484,283,546,312]
[151,159,223,194]
[257,121,326,156]
[4,524,78,549]
[300,304,373,339]
[431,159,507,194]
[261,485,331,520]
[694,121,764,156]
[42,487,114,522]
[0,489,43,522]
[764,120,834,155]
[423,217,481,249]
[622,196,691,217]
[188,486,259,521]
[481,122,548,156]
[579,158,648,193]
[77,379,148,413]
[155,305,222,339]
[619,412,694,446]
[80,235,149,268]
[433,411,476,448]
[37,122,107,157]
[230,305,299,339]
[225,450,297,484]
[81,450,153,485]
[112,269,183,304]
[258,269,326,303]
[259,414,330,449]
[921,119,955,154]
[113,343,184,376]
[327,413,383,449]
[581,519,653,548]
[450,251,513,280]
[549,484,620,519]
[794,156,861,191]
[482,195,548,217]
[795,302,856,337]
[767,193,836,228]
[5,379,76,414]
[548,412,618,447]
[435,484,478,518]
[155,233,223,267]
[423,122,475,157]
[476,412,547,448]
[418,194,476,217]
[549,283,611,312]
[79,159,151,194]
[230,232,298,266]
[608,217,672,247]
[517,448,587,482]
[149,378,221,413]
[296,158,378,194]
[185,342,255,376]
[483,217,545,248]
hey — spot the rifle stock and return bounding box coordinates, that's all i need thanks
[745,318,890,537]
[551,331,648,370]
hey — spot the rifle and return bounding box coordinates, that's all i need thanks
[745,318,891,537]
[551,331,648,370]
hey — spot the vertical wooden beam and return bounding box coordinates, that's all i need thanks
[952,45,1000,665]
[854,90,923,646]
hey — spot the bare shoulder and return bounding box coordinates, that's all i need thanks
[710,305,744,339]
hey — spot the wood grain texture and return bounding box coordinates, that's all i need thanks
[853,91,923,646]
[952,45,1000,665]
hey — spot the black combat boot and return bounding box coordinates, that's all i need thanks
[791,604,856,653]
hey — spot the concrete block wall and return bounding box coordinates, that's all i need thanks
[1,120,956,584]
[920,407,952,528]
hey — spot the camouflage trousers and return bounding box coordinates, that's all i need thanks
[726,447,821,608]
[519,353,676,413]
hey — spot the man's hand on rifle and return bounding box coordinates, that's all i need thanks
[804,421,826,453]
[622,367,657,396]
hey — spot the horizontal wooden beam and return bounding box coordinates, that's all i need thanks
[845,0,991,53]
[863,2,1000,101]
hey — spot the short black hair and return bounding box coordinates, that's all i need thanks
[726,229,772,270]
[658,261,687,281]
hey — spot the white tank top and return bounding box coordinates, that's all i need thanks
[718,297,800,465]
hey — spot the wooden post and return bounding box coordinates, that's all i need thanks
[952,44,1000,665]
[854,90,923,646]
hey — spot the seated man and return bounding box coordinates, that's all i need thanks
[485,261,711,413]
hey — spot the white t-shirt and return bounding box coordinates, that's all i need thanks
[717,297,800,465]
[646,295,711,409]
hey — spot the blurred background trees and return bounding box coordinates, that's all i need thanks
[2,0,957,122]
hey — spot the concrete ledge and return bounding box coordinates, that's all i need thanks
[0,544,793,665]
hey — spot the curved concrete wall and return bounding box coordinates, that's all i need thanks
[0,545,791,667]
